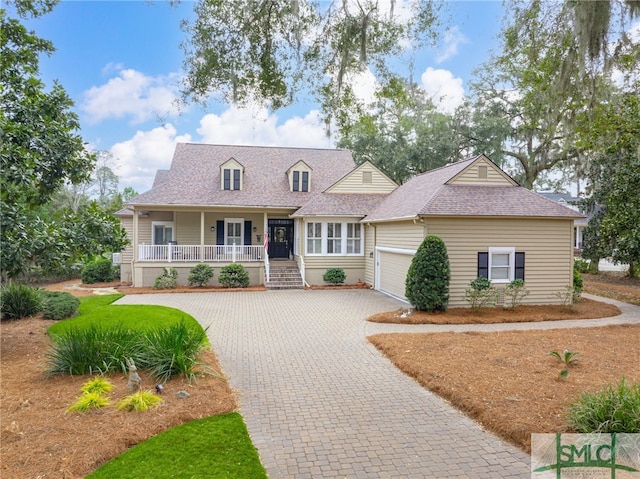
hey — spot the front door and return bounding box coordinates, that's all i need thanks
[268,219,294,259]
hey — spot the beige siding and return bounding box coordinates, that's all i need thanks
[327,163,397,193]
[449,157,514,186]
[378,251,413,300]
[287,160,313,191]
[427,217,574,306]
[176,212,201,245]
[375,222,425,250]
[364,224,376,285]
[119,216,134,262]
[303,256,366,285]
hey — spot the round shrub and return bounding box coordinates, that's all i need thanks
[323,268,346,285]
[188,264,215,287]
[1,283,43,320]
[81,258,116,284]
[41,291,80,320]
[218,263,250,288]
[153,268,178,289]
[405,235,450,311]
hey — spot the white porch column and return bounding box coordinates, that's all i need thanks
[133,207,139,262]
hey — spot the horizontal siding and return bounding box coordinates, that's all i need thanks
[304,256,366,285]
[176,212,201,245]
[328,164,397,193]
[375,222,425,250]
[450,158,513,186]
[427,218,573,306]
[119,217,134,262]
[364,224,375,285]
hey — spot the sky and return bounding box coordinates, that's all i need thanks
[21,0,506,194]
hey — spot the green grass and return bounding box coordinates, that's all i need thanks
[86,413,267,479]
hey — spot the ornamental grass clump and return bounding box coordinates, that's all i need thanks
[405,235,450,312]
[568,378,640,433]
[116,390,163,412]
[67,393,111,413]
[0,283,43,320]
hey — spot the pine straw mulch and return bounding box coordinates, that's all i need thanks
[584,272,640,306]
[1,288,238,479]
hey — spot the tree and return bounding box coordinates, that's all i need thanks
[180,0,441,128]
[405,235,450,311]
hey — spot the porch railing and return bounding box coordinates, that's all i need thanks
[138,244,265,263]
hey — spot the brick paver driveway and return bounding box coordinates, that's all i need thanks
[118,289,530,478]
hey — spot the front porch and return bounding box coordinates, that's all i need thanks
[138,244,265,263]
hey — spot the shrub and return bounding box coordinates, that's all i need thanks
[573,266,583,300]
[574,258,590,274]
[116,390,163,412]
[0,283,43,320]
[218,263,250,288]
[41,291,80,320]
[323,268,346,285]
[463,277,498,310]
[81,258,116,284]
[503,279,529,309]
[405,235,450,311]
[568,378,640,433]
[67,392,111,413]
[153,268,178,289]
[188,264,215,287]
[137,321,209,383]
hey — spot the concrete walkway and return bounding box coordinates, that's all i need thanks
[116,290,638,478]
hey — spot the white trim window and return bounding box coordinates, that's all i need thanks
[346,223,362,254]
[488,247,515,283]
[327,222,342,254]
[305,221,364,256]
[225,218,243,245]
[152,221,174,245]
[306,222,322,254]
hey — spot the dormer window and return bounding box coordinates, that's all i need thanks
[220,158,244,191]
[287,160,312,192]
[224,168,241,190]
[293,171,309,192]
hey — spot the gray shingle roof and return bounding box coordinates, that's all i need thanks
[364,156,583,221]
[129,143,356,208]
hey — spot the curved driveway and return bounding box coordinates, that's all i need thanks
[115,289,636,478]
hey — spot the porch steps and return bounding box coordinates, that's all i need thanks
[266,261,304,290]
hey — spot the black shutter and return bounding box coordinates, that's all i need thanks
[293,171,299,191]
[515,252,525,280]
[216,220,224,245]
[233,169,240,190]
[223,169,230,190]
[478,252,489,279]
[302,171,309,192]
[244,221,252,245]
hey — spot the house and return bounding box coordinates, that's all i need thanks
[116,143,583,306]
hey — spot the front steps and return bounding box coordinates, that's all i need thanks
[266,261,304,290]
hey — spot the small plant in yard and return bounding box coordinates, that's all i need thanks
[81,376,114,396]
[81,258,117,284]
[548,349,580,378]
[574,258,590,274]
[568,378,640,433]
[0,283,43,320]
[40,291,80,320]
[463,277,498,310]
[218,263,250,288]
[323,268,346,285]
[153,267,178,289]
[116,390,163,412]
[553,285,576,311]
[67,393,111,413]
[188,263,215,287]
[573,266,583,301]
[503,279,529,309]
[405,235,450,312]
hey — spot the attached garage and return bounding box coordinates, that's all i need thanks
[375,247,416,301]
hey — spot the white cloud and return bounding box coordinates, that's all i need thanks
[420,67,465,114]
[196,106,332,148]
[110,124,191,192]
[435,26,469,63]
[82,68,181,124]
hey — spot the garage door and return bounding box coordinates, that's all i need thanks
[377,250,415,301]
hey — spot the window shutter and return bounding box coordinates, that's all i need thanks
[293,171,299,191]
[244,221,252,245]
[223,169,230,190]
[233,169,240,190]
[216,220,224,245]
[302,171,309,192]
[515,252,525,280]
[478,252,489,279]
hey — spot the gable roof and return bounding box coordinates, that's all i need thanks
[364,155,583,222]
[129,143,355,208]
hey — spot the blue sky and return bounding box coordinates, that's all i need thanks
[22,1,506,193]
